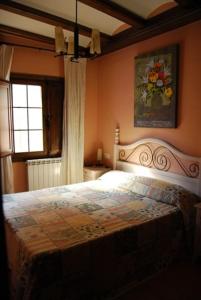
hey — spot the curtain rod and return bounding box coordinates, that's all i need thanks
[1,42,55,53]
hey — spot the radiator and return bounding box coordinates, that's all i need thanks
[27,158,62,191]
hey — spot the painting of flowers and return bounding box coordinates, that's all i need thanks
[134,45,178,127]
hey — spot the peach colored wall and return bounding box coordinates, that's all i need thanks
[84,60,99,165]
[10,20,201,191]
[13,162,28,193]
[12,47,64,77]
[11,47,98,192]
[97,20,201,166]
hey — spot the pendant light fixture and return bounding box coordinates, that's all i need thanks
[55,0,101,62]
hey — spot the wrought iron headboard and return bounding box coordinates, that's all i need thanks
[113,129,201,196]
[119,143,199,179]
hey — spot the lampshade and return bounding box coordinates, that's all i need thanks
[55,26,66,55]
[67,36,74,55]
[90,29,101,55]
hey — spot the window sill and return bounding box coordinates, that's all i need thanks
[12,152,61,162]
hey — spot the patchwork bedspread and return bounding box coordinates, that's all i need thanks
[3,178,186,299]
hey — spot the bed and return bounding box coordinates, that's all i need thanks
[3,136,201,300]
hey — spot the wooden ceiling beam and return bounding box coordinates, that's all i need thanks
[0,24,55,45]
[0,24,86,53]
[102,5,201,55]
[1,2,201,57]
[0,1,110,40]
[78,0,146,28]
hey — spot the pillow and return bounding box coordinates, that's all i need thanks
[119,174,200,253]
[99,172,200,210]
[128,176,200,207]
[98,170,136,190]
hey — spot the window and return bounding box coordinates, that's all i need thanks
[11,74,64,161]
[12,84,44,153]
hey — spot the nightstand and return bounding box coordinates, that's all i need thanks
[194,203,201,260]
[83,166,111,181]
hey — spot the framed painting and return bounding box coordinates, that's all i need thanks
[134,44,179,128]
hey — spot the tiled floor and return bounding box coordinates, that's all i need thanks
[116,259,201,300]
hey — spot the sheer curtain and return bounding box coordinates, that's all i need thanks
[0,45,14,81]
[0,45,14,194]
[61,57,86,184]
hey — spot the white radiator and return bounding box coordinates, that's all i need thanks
[27,158,62,191]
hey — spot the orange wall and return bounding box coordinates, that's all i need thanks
[11,47,98,192]
[12,47,64,77]
[11,20,201,191]
[97,20,201,166]
[13,162,28,193]
[84,60,99,165]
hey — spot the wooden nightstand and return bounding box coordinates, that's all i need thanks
[83,166,111,181]
[194,203,201,260]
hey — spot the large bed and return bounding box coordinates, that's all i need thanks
[3,136,201,300]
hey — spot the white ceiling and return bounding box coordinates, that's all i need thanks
[112,0,175,18]
[0,0,176,47]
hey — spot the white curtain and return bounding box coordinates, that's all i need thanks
[0,45,14,80]
[61,57,86,184]
[1,156,14,194]
[0,44,14,194]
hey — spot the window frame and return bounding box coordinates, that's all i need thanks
[11,74,64,162]
[12,80,47,158]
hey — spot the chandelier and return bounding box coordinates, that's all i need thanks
[55,0,101,61]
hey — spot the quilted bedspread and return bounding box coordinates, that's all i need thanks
[3,178,186,300]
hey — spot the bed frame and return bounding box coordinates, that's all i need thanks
[113,128,201,197]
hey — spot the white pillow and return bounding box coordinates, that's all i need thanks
[99,170,136,189]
